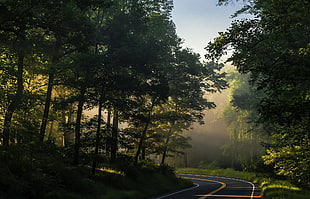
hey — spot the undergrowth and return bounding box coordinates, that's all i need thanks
[0,142,191,199]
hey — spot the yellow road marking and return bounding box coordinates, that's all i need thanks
[181,177,227,199]
[196,195,261,198]
[228,187,260,190]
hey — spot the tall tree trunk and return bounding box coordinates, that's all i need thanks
[47,120,54,140]
[92,94,103,175]
[73,85,86,165]
[61,110,66,147]
[63,109,74,147]
[39,35,61,142]
[141,145,146,161]
[39,72,54,142]
[110,108,118,163]
[3,104,15,148]
[3,51,24,148]
[105,109,111,155]
[161,131,171,166]
[183,152,188,168]
[134,110,152,164]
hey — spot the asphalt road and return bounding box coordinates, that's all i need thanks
[151,173,261,199]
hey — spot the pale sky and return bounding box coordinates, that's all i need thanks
[171,0,248,59]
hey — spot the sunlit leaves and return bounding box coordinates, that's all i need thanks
[212,0,310,186]
[263,144,310,184]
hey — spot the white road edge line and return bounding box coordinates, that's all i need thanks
[154,183,200,199]
[203,175,256,199]
[185,173,255,199]
[177,173,256,199]
[220,176,255,199]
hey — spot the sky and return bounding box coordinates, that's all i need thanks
[171,0,248,59]
[170,1,250,166]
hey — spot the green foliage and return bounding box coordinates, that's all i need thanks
[263,144,310,187]
[221,70,267,171]
[0,142,66,198]
[208,0,310,186]
[0,142,191,199]
[0,0,226,197]
[198,160,221,170]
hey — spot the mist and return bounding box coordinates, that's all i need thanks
[165,89,233,168]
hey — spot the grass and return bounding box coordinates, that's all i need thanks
[176,168,310,199]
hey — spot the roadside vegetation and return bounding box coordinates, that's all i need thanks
[173,0,309,192]
[177,168,310,199]
[205,0,310,189]
[0,142,192,199]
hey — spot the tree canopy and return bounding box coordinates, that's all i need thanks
[207,0,310,186]
[0,0,226,183]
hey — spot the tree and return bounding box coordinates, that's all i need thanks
[63,52,102,165]
[207,0,310,186]
[123,48,227,164]
[101,0,178,164]
[221,70,267,171]
[0,0,34,147]
[37,0,96,142]
[151,102,193,166]
[0,0,228,183]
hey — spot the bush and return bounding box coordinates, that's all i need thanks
[0,143,191,199]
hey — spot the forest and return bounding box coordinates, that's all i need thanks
[0,0,309,198]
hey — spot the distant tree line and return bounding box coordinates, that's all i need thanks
[220,70,267,172]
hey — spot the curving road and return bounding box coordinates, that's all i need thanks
[151,173,261,199]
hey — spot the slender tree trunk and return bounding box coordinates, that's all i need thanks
[39,35,61,142]
[161,132,171,166]
[105,109,111,155]
[134,110,152,164]
[92,94,103,175]
[141,145,146,161]
[61,110,66,147]
[110,108,118,163]
[3,51,24,148]
[47,120,54,140]
[3,104,15,148]
[63,110,73,147]
[184,152,188,168]
[39,72,54,142]
[73,85,86,165]
[66,108,76,147]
